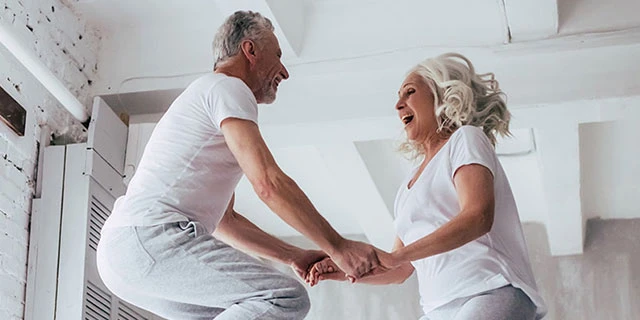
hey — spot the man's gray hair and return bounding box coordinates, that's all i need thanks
[212,11,274,69]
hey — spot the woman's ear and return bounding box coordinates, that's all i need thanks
[240,39,257,64]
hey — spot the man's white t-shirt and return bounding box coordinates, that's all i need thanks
[104,73,257,234]
[393,126,547,318]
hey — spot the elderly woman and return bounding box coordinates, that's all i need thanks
[308,53,546,320]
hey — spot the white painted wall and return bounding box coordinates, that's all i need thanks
[581,119,640,220]
[0,0,99,318]
[559,0,640,35]
[355,139,413,214]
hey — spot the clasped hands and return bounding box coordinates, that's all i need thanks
[290,239,400,287]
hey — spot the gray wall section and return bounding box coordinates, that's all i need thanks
[524,219,640,320]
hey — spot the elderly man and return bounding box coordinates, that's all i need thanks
[96,10,382,320]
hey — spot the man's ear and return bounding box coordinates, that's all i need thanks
[240,39,258,64]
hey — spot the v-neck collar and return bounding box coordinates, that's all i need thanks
[405,135,455,190]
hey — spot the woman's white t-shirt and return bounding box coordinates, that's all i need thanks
[393,126,546,318]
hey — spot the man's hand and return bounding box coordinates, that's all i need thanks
[358,247,400,279]
[328,239,385,281]
[290,250,328,281]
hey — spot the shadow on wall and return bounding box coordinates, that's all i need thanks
[524,219,640,320]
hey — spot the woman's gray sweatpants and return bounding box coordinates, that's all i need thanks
[421,285,537,320]
[96,221,310,320]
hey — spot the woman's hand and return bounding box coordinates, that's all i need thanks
[306,257,347,286]
[290,250,328,282]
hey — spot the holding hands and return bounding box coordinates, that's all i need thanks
[304,244,402,286]
[327,239,385,281]
[290,239,411,287]
[289,249,329,281]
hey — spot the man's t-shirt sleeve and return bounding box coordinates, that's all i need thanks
[207,77,258,129]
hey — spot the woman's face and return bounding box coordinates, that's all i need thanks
[395,72,438,142]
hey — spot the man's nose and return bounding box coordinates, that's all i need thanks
[280,65,290,80]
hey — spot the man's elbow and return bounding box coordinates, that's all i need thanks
[218,208,238,228]
[477,209,494,235]
[252,168,297,202]
[253,179,277,201]
[252,173,287,202]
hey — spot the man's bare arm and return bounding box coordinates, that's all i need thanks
[220,118,380,278]
[214,196,328,279]
[213,195,302,264]
[220,118,343,252]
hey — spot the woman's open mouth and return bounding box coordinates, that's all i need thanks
[402,115,414,125]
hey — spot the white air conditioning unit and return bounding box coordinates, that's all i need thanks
[25,97,163,320]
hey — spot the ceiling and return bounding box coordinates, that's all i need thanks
[69,0,640,256]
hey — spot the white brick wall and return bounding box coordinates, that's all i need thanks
[0,0,99,318]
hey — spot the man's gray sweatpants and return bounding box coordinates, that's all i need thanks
[96,220,310,320]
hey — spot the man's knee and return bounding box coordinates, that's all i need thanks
[273,278,310,319]
[289,280,311,319]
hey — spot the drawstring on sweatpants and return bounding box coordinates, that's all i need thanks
[178,221,201,237]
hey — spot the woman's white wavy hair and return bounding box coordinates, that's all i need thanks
[399,52,511,158]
